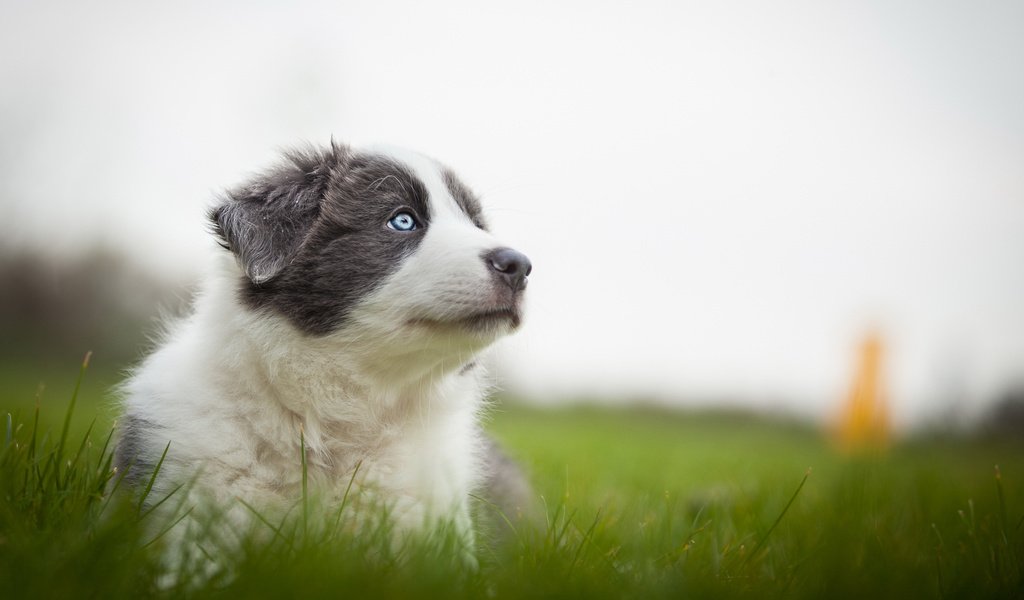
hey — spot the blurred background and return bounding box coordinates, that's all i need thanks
[1,0,1023,435]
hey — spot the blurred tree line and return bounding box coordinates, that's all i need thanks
[0,247,191,369]
[980,386,1024,440]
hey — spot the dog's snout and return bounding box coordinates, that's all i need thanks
[485,247,532,292]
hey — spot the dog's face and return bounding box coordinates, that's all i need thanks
[211,143,530,377]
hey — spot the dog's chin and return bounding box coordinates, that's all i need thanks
[457,307,523,331]
[409,306,522,336]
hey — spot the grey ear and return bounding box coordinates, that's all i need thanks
[211,145,343,284]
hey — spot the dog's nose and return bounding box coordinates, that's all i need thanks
[484,247,532,292]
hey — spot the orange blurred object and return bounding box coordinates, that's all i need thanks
[836,331,891,453]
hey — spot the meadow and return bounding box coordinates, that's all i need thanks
[2,356,1022,598]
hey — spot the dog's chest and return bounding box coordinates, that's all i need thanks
[240,382,484,522]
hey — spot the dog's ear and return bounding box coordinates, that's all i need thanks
[211,145,345,284]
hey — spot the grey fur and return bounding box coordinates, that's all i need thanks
[211,146,334,284]
[113,414,160,487]
[211,142,489,336]
[441,167,488,230]
[478,435,537,537]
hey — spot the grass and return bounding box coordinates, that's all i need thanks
[2,357,1023,598]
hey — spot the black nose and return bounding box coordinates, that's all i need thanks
[484,247,532,292]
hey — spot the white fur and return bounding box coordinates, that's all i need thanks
[120,147,518,553]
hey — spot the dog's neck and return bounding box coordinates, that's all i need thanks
[191,255,488,457]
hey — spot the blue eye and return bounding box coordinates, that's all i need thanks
[387,212,418,231]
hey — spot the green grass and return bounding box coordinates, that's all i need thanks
[2,359,1023,598]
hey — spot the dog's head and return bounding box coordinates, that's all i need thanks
[211,142,530,378]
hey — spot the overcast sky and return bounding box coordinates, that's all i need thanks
[2,0,1023,427]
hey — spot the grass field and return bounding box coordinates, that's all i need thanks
[2,357,1022,598]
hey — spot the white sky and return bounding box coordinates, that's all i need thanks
[2,0,1022,426]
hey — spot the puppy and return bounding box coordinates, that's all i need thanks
[115,142,532,556]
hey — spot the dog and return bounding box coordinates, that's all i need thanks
[114,141,533,559]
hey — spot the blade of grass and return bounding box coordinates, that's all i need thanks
[543,499,564,546]
[469,492,525,549]
[95,425,117,480]
[22,401,43,505]
[552,507,578,550]
[300,426,308,537]
[28,388,41,462]
[139,482,187,521]
[63,418,96,488]
[238,497,297,552]
[568,509,602,575]
[138,441,172,514]
[741,468,811,568]
[329,460,362,539]
[99,459,135,517]
[142,506,195,549]
[55,352,91,475]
